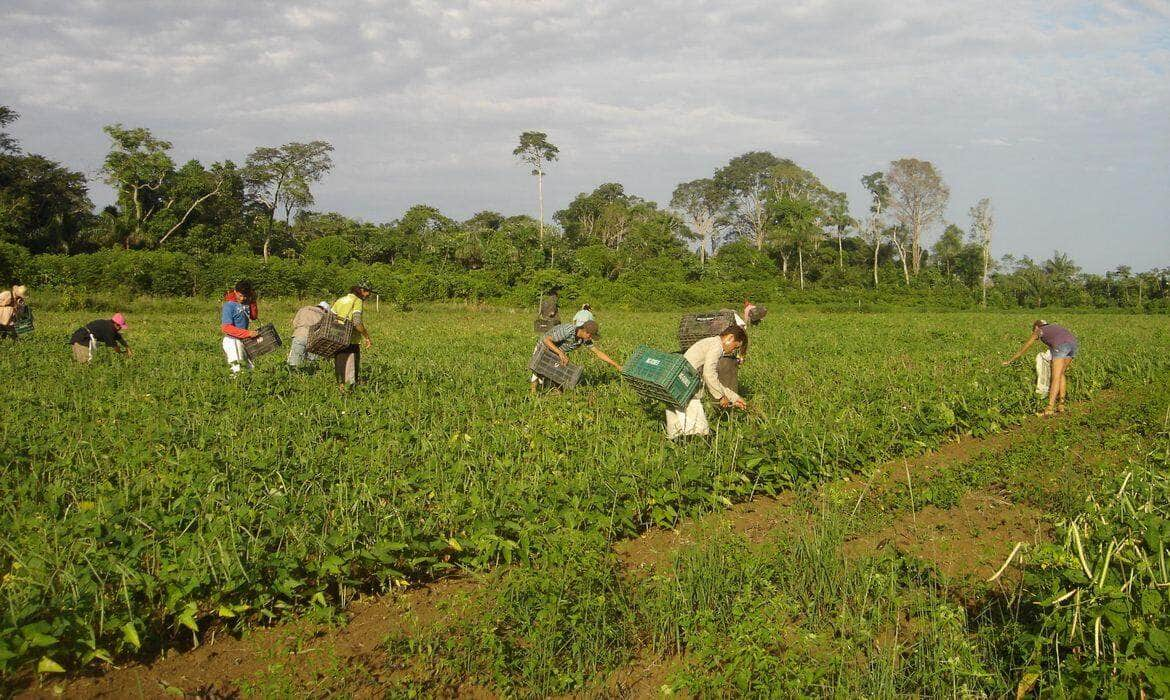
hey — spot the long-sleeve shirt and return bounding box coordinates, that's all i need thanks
[683,336,743,404]
[291,305,327,340]
[70,319,126,348]
[220,300,252,339]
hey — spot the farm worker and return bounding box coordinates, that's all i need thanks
[743,299,767,325]
[573,303,594,327]
[331,282,374,390]
[288,301,331,368]
[1003,319,1078,416]
[221,280,261,374]
[538,287,560,326]
[0,284,28,341]
[530,319,621,392]
[69,313,131,363]
[666,326,748,439]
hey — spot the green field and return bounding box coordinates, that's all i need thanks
[3,304,1169,693]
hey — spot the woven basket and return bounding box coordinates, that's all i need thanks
[307,312,354,357]
[677,310,737,352]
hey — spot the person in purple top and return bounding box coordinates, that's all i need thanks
[1003,319,1078,416]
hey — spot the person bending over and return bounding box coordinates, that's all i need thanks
[1003,319,1078,416]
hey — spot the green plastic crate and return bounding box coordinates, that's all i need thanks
[621,345,702,409]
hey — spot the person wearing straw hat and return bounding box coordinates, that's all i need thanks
[69,313,132,363]
[331,282,374,390]
[288,301,331,368]
[0,284,29,341]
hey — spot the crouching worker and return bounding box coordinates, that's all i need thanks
[0,285,29,341]
[666,326,748,439]
[221,280,260,374]
[288,301,331,368]
[530,319,621,392]
[331,283,374,390]
[70,313,131,363]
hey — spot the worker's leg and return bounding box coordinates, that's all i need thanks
[1056,359,1072,411]
[222,337,250,374]
[1045,357,1069,415]
[335,344,358,386]
[287,336,308,367]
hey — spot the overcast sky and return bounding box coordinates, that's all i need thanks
[2,0,1167,271]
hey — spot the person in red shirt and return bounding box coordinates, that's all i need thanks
[220,280,261,374]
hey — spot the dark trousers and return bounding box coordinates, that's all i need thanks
[335,344,360,384]
[716,356,739,394]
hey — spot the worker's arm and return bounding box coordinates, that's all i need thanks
[352,309,372,348]
[221,323,258,339]
[702,346,745,409]
[543,336,569,365]
[1003,330,1040,365]
[588,345,622,371]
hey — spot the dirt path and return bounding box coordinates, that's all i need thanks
[16,401,1095,699]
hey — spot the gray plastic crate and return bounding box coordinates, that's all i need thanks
[528,343,583,389]
[242,323,282,360]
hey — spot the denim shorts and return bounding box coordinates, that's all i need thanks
[1051,342,1078,359]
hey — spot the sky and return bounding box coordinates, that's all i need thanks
[1,0,1168,272]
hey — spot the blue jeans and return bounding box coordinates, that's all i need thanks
[287,336,321,367]
[1051,342,1078,359]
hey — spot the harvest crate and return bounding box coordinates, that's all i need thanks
[678,310,737,352]
[534,317,559,335]
[528,343,582,389]
[307,312,354,357]
[621,344,702,409]
[242,323,282,360]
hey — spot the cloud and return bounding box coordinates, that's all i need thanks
[0,0,1166,271]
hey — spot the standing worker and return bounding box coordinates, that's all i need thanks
[667,326,749,438]
[288,301,331,369]
[1003,319,1078,416]
[530,319,621,392]
[0,284,29,341]
[70,313,131,363]
[331,282,374,390]
[220,280,261,375]
[537,287,560,327]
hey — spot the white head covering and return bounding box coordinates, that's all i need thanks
[317,301,331,311]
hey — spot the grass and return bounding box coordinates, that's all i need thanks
[1,302,1168,691]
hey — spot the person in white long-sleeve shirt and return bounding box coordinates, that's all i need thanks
[666,326,748,438]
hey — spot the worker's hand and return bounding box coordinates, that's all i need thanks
[719,397,731,408]
[557,351,570,366]
[249,330,261,339]
[737,356,746,366]
[125,348,133,357]
[363,336,372,349]
[732,398,747,410]
[1001,358,1013,366]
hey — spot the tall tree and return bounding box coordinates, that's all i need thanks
[0,106,19,155]
[764,159,833,286]
[714,151,781,251]
[824,191,852,269]
[670,178,728,265]
[969,198,994,307]
[860,171,890,287]
[243,140,334,261]
[101,124,176,246]
[513,131,559,243]
[931,223,965,278]
[885,158,949,275]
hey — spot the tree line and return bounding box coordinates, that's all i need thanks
[0,109,1165,309]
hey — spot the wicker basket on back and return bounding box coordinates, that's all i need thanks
[677,310,738,352]
[307,312,354,357]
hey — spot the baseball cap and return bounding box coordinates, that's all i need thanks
[317,301,331,310]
